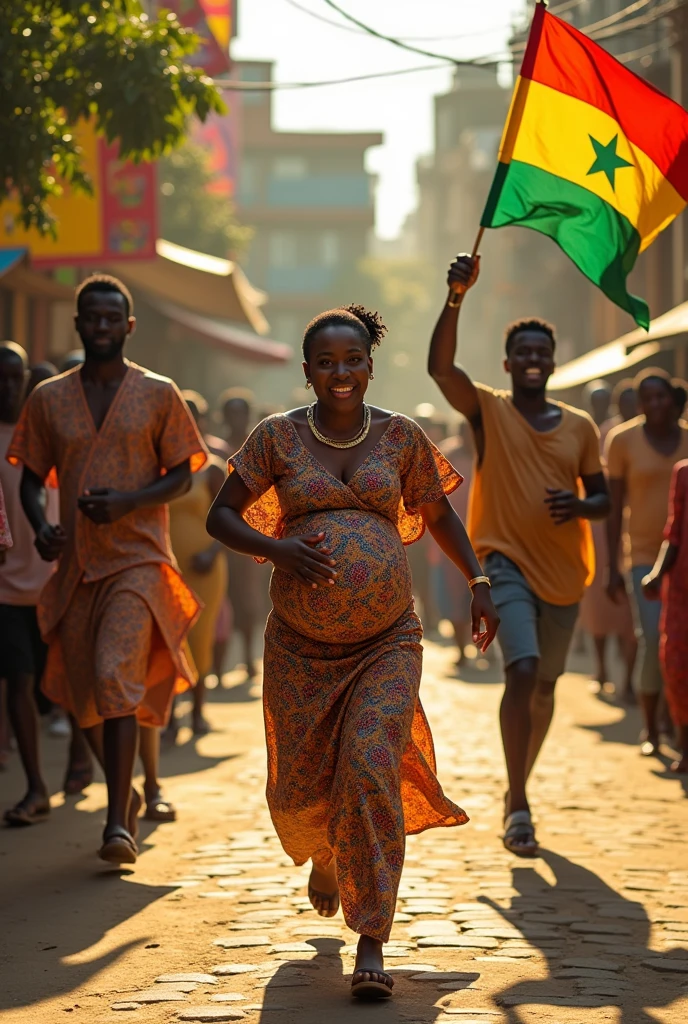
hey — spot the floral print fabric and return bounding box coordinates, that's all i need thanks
[7,363,206,722]
[230,412,468,941]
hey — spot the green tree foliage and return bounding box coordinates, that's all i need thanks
[2,0,224,234]
[159,143,252,259]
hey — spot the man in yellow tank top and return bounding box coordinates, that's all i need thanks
[428,255,610,857]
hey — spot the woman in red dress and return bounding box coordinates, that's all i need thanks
[643,459,688,772]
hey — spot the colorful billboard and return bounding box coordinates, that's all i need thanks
[0,121,158,267]
[166,0,231,76]
[192,100,240,198]
[201,0,233,50]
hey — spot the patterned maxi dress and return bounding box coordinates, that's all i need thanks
[229,413,469,942]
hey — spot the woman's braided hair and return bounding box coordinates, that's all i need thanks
[302,303,387,361]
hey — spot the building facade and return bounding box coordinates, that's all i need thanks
[415,65,515,384]
[234,61,382,354]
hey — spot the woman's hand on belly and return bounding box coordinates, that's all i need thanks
[270,532,338,589]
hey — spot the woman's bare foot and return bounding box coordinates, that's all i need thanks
[351,935,393,999]
[308,859,339,917]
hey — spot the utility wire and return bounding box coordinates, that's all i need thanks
[212,62,452,90]
[512,0,675,52]
[317,0,469,64]
[223,0,676,90]
[283,0,514,42]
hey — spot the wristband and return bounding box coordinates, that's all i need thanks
[447,290,464,308]
[468,575,491,590]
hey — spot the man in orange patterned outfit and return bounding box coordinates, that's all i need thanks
[8,274,207,863]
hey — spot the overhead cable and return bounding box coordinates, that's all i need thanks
[283,0,515,42]
[317,0,468,64]
[212,62,452,90]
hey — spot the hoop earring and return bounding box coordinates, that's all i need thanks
[305,380,312,390]
[369,373,375,380]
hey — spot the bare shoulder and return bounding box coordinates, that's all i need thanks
[284,406,308,425]
[368,405,396,427]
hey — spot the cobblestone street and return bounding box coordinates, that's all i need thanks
[2,640,688,1024]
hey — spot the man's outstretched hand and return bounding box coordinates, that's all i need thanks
[447,254,481,296]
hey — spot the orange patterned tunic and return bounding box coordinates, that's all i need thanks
[230,412,469,941]
[7,363,207,728]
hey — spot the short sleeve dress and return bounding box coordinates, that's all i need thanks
[229,412,468,942]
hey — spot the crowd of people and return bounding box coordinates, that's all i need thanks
[0,260,687,1001]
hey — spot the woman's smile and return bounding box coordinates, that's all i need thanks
[330,384,357,399]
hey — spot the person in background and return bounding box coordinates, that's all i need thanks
[0,478,10,769]
[607,378,639,431]
[8,275,207,861]
[408,407,446,633]
[59,350,85,373]
[220,387,268,679]
[584,379,612,430]
[431,419,482,664]
[428,255,610,857]
[169,393,228,735]
[642,459,688,773]
[0,479,12,551]
[183,389,230,461]
[578,379,638,701]
[0,344,93,825]
[28,360,78,740]
[181,390,232,681]
[606,369,688,756]
[28,362,58,396]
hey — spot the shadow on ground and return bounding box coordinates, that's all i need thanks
[487,851,687,1022]
[258,937,455,1023]
[0,794,175,1012]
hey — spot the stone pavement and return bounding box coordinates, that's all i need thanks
[2,639,688,1024]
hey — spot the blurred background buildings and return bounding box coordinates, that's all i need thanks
[2,0,688,415]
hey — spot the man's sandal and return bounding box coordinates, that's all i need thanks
[144,796,177,822]
[351,970,394,1000]
[4,795,51,827]
[502,809,539,857]
[98,827,138,864]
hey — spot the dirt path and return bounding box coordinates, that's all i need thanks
[2,641,688,1024]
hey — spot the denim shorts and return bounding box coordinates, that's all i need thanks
[629,564,663,696]
[484,552,579,681]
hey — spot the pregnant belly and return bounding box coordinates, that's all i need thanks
[270,509,413,643]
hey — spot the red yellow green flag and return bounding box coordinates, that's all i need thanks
[481,2,688,329]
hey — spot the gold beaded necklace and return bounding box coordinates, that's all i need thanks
[307,402,371,449]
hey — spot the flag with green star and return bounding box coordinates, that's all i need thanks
[481,3,688,329]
